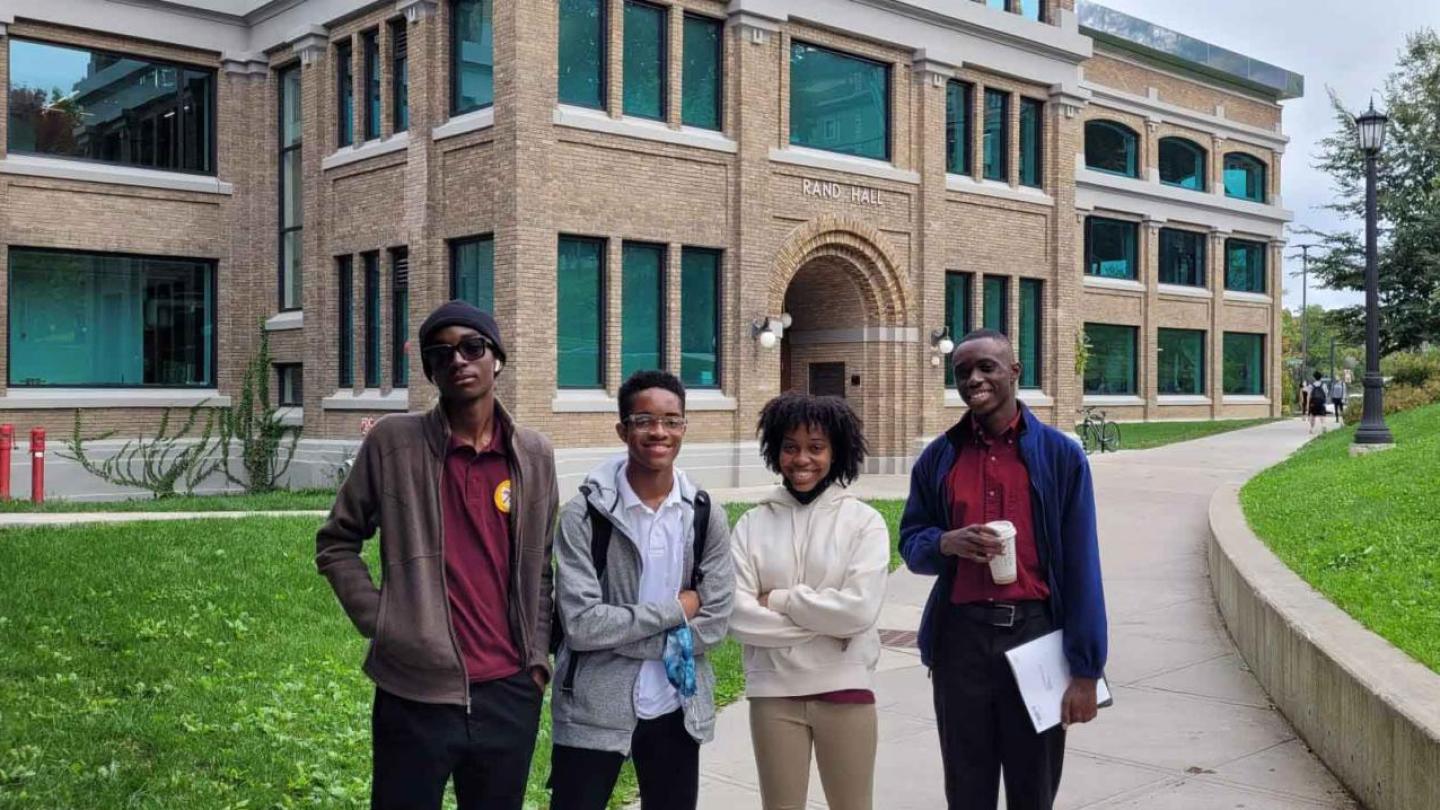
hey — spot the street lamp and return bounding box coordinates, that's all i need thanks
[1353,100,1394,447]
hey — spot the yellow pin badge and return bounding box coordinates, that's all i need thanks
[494,479,513,514]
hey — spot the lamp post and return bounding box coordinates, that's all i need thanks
[1353,101,1394,447]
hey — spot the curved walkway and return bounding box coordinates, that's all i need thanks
[701,419,1358,809]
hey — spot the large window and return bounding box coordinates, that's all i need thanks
[983,276,1008,333]
[1223,333,1265,395]
[1159,228,1206,287]
[1084,120,1138,177]
[1158,329,1205,395]
[1225,238,1267,293]
[1019,98,1043,188]
[391,20,409,132]
[945,80,973,176]
[278,65,303,311]
[789,43,890,161]
[621,242,664,378]
[450,235,495,312]
[1224,153,1267,202]
[8,249,215,387]
[681,14,722,130]
[336,40,354,147]
[944,272,973,387]
[452,0,494,115]
[1158,137,1206,190]
[983,89,1009,182]
[680,248,720,388]
[558,0,606,109]
[1018,279,1041,389]
[338,256,354,387]
[623,1,667,120]
[557,236,605,388]
[1084,323,1137,396]
[1085,217,1138,280]
[7,38,215,174]
[363,252,381,388]
[363,30,381,141]
[390,247,409,388]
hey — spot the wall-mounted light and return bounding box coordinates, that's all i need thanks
[780,312,793,329]
[930,326,955,356]
[751,318,778,349]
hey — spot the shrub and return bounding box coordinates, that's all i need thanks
[1381,350,1440,387]
[1344,377,1440,423]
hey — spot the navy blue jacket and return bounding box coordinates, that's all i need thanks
[899,404,1108,679]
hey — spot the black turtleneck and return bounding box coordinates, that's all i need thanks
[784,477,832,505]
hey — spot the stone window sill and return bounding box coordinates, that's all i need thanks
[322,389,409,411]
[265,310,303,331]
[769,145,920,185]
[0,153,233,195]
[552,390,619,413]
[1083,395,1145,406]
[433,107,495,141]
[946,174,1055,206]
[553,105,737,153]
[1157,395,1212,405]
[1158,284,1212,299]
[322,132,410,170]
[0,388,231,409]
[1083,276,1144,293]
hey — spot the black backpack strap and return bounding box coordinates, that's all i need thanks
[563,490,615,694]
[689,490,711,590]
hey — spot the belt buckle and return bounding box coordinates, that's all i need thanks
[993,603,1017,628]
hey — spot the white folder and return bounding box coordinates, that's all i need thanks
[1003,629,1112,733]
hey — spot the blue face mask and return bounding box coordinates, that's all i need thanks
[663,625,697,698]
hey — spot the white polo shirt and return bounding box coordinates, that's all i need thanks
[616,465,686,719]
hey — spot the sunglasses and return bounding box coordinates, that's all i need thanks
[422,336,492,369]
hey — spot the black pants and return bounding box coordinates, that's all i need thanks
[371,671,542,810]
[549,710,699,810]
[932,602,1066,810]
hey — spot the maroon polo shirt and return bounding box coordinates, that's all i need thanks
[947,410,1051,605]
[442,421,522,683]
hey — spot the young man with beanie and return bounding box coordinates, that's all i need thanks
[316,300,559,810]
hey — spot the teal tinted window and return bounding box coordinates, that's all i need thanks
[1019,279,1041,389]
[1084,323,1137,395]
[1158,328,1205,395]
[983,276,1008,333]
[391,248,409,388]
[983,89,1008,181]
[623,2,666,119]
[557,237,605,388]
[985,0,1007,8]
[450,236,495,313]
[789,42,890,161]
[452,0,494,114]
[1225,238,1267,293]
[1223,333,1264,395]
[8,249,215,387]
[559,0,606,109]
[363,31,381,140]
[391,20,409,132]
[1084,120,1137,177]
[1085,217,1138,280]
[363,253,381,388]
[1159,137,1206,190]
[681,14,722,130]
[336,41,353,146]
[279,65,303,311]
[944,272,973,387]
[1019,98,1042,188]
[1019,0,1044,21]
[1224,153,1266,202]
[681,248,720,387]
[338,256,354,387]
[621,242,664,377]
[1159,228,1206,287]
[945,81,973,175]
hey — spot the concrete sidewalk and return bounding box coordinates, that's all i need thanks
[698,419,1358,809]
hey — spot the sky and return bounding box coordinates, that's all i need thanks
[1093,0,1439,313]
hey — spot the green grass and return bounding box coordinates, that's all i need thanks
[0,488,337,513]
[1095,418,1278,451]
[1241,404,1440,673]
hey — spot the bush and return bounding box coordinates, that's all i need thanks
[1343,377,1440,423]
[1381,350,1440,387]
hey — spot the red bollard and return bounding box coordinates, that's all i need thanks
[29,427,45,505]
[0,424,12,500]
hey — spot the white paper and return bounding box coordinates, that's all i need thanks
[1003,629,1111,733]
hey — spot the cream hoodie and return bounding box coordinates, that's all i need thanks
[729,484,890,698]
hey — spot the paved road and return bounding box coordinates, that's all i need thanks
[699,419,1358,809]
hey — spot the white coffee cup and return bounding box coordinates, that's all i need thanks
[986,520,1018,585]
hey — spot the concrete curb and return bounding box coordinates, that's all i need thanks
[1207,484,1440,810]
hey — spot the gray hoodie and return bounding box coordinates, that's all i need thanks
[550,455,734,754]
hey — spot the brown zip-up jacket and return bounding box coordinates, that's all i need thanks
[316,401,558,706]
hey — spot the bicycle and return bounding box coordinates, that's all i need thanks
[1076,406,1121,454]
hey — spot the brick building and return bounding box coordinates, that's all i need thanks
[0,0,1301,492]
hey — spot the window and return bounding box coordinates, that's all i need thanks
[1158,137,1206,190]
[621,242,664,378]
[558,0,606,109]
[391,20,409,132]
[1019,0,1045,21]
[1225,238,1267,293]
[789,42,890,161]
[391,247,409,388]
[336,40,354,147]
[276,364,303,406]
[1223,333,1265,395]
[363,30,381,141]
[7,248,215,387]
[363,253,381,388]
[450,235,495,312]
[945,81,973,176]
[1084,120,1138,177]
[1083,324,1137,396]
[1018,279,1041,389]
[681,14,723,130]
[1085,217,1138,280]
[1158,329,1205,395]
[982,89,1009,181]
[338,256,354,387]
[1159,228,1206,287]
[278,65,303,311]
[1224,153,1267,202]
[985,0,1007,8]
[623,1,667,120]
[680,248,720,388]
[943,272,973,387]
[983,276,1008,333]
[1019,98,1043,188]
[8,38,215,174]
[452,0,494,115]
[557,236,605,388]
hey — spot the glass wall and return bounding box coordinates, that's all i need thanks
[621,242,664,377]
[558,0,606,109]
[680,248,720,388]
[945,81,973,176]
[336,40,353,147]
[1019,279,1041,389]
[391,20,409,132]
[1158,228,1205,287]
[363,253,381,388]
[681,14,722,130]
[557,236,605,388]
[789,43,889,161]
[1224,153,1266,202]
[452,0,494,114]
[363,30,381,140]
[623,1,666,120]
[1019,98,1043,188]
[1085,217,1138,280]
[278,65,303,311]
[1223,333,1265,395]
[1084,120,1137,177]
[1019,0,1045,21]
[1225,238,1267,293]
[1158,328,1205,395]
[391,247,409,388]
[1083,323,1137,395]
[8,249,215,387]
[450,235,495,313]
[8,38,215,174]
[983,89,1009,181]
[338,256,354,387]
[944,271,973,387]
[983,276,1008,333]
[1158,137,1206,190]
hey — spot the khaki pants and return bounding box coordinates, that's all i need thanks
[748,697,877,810]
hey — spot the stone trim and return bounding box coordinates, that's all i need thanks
[1082,275,1144,293]
[1221,395,1269,405]
[1156,395,1211,405]
[945,173,1055,206]
[1018,389,1055,406]
[0,389,231,409]
[786,327,921,345]
[768,146,921,185]
[686,391,738,412]
[1223,290,1272,305]
[321,389,409,411]
[1157,283,1212,299]
[433,107,495,141]
[1082,80,1288,151]
[0,154,234,195]
[553,105,737,153]
[1083,395,1144,406]
[275,406,304,427]
[321,132,411,170]
[1075,167,1291,234]
[551,390,620,413]
[768,216,915,324]
[265,310,304,331]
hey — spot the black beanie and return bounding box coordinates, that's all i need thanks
[418,300,507,378]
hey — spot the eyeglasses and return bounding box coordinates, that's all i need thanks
[421,336,491,369]
[624,414,688,432]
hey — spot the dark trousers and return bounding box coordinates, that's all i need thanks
[932,602,1066,810]
[371,671,542,810]
[549,710,699,810]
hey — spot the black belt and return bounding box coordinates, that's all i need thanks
[952,601,1048,629]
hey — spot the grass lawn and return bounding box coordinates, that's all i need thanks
[1241,403,1440,673]
[0,488,337,513]
[1102,418,1278,451]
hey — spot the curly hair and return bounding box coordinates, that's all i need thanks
[756,392,869,487]
[618,369,686,421]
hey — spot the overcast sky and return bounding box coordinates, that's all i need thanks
[1093,0,1439,312]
